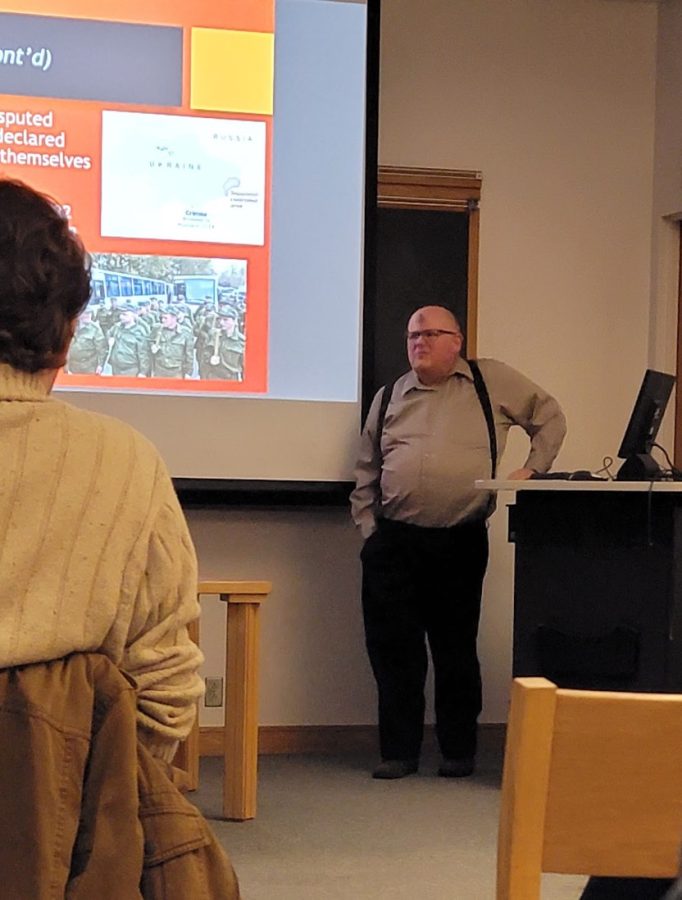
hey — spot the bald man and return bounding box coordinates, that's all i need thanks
[351,305,566,779]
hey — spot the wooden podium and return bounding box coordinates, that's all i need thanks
[480,481,682,692]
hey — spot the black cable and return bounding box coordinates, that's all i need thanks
[595,456,616,480]
[651,443,682,481]
[647,478,654,547]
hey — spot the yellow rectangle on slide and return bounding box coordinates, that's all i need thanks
[191,28,274,115]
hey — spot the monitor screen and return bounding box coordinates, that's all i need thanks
[618,369,675,461]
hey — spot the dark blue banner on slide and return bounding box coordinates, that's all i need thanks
[0,13,182,106]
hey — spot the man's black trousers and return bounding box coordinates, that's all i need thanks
[361,517,489,762]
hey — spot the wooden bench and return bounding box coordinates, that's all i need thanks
[175,580,271,820]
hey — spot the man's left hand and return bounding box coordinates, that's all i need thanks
[507,468,535,480]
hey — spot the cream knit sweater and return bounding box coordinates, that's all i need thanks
[0,364,203,761]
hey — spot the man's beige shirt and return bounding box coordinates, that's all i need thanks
[350,357,566,538]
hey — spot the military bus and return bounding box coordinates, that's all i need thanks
[89,268,173,304]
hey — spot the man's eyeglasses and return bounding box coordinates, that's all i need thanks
[406,329,460,342]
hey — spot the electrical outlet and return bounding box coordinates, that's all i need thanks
[204,676,223,708]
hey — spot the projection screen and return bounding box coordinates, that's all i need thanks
[0,0,375,490]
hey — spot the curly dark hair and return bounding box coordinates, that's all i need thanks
[0,178,91,372]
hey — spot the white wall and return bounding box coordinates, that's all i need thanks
[194,0,659,727]
[189,507,372,727]
[649,0,682,393]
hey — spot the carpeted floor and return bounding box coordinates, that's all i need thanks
[192,736,589,899]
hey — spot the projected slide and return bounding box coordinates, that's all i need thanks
[0,0,274,395]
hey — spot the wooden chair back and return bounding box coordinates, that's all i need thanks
[497,677,682,899]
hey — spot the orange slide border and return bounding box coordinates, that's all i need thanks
[0,0,273,32]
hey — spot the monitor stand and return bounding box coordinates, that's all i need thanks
[616,453,663,481]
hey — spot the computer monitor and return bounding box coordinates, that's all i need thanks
[616,369,676,481]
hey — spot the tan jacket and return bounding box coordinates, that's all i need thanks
[0,654,239,899]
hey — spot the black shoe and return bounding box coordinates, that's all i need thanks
[438,757,475,778]
[372,759,419,779]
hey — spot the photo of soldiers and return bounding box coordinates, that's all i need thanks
[107,303,151,377]
[150,306,195,379]
[63,253,251,388]
[197,304,245,381]
[65,307,107,375]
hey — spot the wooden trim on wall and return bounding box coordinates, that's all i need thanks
[673,221,682,469]
[200,726,227,757]
[377,165,482,358]
[467,200,480,357]
[199,723,505,757]
[200,725,379,756]
[378,166,482,211]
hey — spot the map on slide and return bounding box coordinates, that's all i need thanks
[100,110,267,246]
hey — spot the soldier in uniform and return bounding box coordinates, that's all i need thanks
[138,298,160,336]
[150,306,195,379]
[175,304,194,336]
[193,298,216,365]
[107,303,151,377]
[194,297,215,331]
[198,304,244,381]
[65,307,107,375]
[94,296,121,337]
[149,296,162,320]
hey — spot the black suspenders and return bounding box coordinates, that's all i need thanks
[374,359,497,479]
[468,359,497,479]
